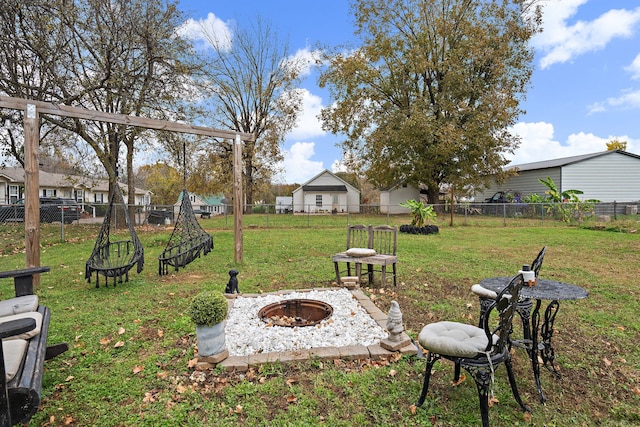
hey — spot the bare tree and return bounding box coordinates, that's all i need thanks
[198,18,305,212]
[0,0,203,208]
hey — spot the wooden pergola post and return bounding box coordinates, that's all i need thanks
[23,104,41,287]
[233,134,243,263]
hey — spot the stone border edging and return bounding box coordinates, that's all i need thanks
[196,287,417,371]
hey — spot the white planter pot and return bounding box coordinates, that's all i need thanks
[195,321,226,357]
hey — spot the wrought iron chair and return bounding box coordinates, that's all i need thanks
[416,273,529,427]
[472,246,546,334]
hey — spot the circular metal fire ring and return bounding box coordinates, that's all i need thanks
[258,299,334,327]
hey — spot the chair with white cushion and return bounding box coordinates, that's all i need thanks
[416,273,529,427]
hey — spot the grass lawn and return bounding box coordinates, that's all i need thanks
[0,214,639,426]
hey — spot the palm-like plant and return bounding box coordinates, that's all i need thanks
[539,177,583,202]
[399,199,436,227]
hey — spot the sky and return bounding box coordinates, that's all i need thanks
[177,0,640,185]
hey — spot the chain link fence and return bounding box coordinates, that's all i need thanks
[1,200,637,240]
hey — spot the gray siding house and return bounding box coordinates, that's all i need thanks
[475,150,640,203]
[292,169,360,213]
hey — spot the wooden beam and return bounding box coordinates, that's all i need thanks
[23,104,40,287]
[233,134,243,263]
[0,95,255,141]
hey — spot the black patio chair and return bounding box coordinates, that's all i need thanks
[416,273,529,427]
[471,246,546,333]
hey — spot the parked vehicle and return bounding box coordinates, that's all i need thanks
[485,190,523,203]
[0,197,81,224]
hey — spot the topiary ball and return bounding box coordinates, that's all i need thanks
[187,291,228,326]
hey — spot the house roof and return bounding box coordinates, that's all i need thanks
[293,169,359,194]
[508,150,640,172]
[177,191,225,206]
[302,185,347,192]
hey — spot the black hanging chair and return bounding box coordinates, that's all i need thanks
[85,182,144,288]
[158,188,213,275]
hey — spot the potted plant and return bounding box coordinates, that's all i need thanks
[187,291,228,357]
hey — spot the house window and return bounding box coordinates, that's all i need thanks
[315,195,323,206]
[42,189,56,197]
[143,194,150,205]
[75,190,83,202]
[94,193,104,203]
[8,185,20,203]
[190,194,196,202]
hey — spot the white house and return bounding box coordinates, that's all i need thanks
[0,167,151,206]
[174,192,226,216]
[474,150,640,203]
[292,169,360,213]
[379,183,429,214]
[275,196,293,213]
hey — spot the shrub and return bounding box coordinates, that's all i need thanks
[187,291,228,326]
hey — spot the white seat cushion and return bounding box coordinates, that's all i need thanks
[2,339,28,381]
[471,284,497,300]
[0,295,39,317]
[419,321,496,358]
[0,311,42,340]
[345,248,377,257]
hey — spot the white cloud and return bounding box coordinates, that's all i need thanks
[532,2,640,69]
[587,88,640,113]
[286,89,326,140]
[508,121,640,165]
[276,142,324,184]
[177,13,233,51]
[286,47,324,78]
[331,158,348,174]
[625,53,640,79]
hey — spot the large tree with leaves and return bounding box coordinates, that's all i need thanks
[198,19,305,212]
[319,0,542,203]
[0,0,201,209]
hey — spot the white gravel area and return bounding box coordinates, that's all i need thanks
[225,288,388,356]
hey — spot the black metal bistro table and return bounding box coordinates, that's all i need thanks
[479,276,589,403]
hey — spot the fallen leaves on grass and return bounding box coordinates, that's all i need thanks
[487,395,499,407]
[133,365,144,374]
[451,373,466,386]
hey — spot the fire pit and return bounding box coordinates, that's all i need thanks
[258,299,333,327]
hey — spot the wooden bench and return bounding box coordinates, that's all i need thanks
[332,224,398,286]
[0,267,68,426]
